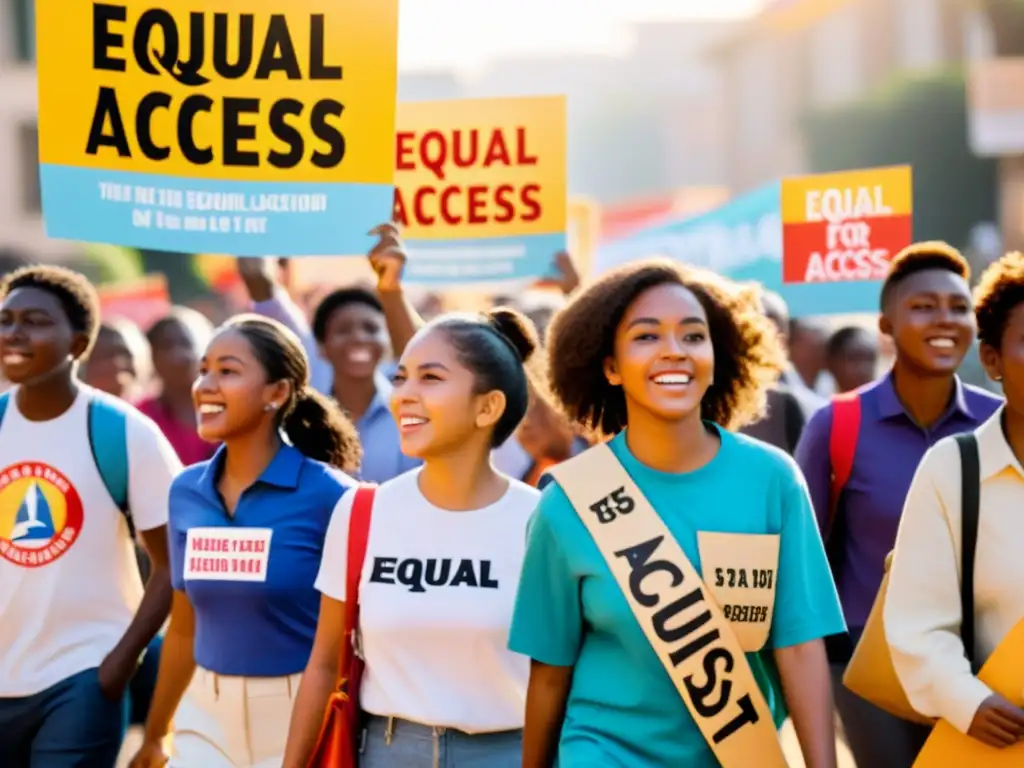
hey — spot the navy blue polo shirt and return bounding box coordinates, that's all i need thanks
[168,443,354,677]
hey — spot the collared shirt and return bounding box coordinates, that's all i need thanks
[253,290,419,483]
[794,372,1002,630]
[168,443,354,677]
[885,407,1024,735]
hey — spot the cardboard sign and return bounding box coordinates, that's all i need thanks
[698,532,780,653]
[183,527,273,582]
[914,618,1024,767]
[36,0,399,256]
[781,165,913,285]
[393,96,567,286]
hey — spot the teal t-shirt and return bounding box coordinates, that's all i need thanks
[508,425,846,767]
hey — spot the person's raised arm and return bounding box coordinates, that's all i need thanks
[368,223,422,359]
[885,441,1024,747]
[552,251,581,297]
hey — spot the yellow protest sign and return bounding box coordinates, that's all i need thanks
[781,165,913,285]
[36,0,399,256]
[392,96,568,284]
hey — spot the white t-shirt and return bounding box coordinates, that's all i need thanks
[315,469,539,733]
[0,386,182,696]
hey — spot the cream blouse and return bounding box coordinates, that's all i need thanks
[885,407,1024,734]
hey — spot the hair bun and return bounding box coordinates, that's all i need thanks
[487,306,539,363]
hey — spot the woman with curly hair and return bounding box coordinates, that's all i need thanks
[508,260,845,767]
[885,251,1024,750]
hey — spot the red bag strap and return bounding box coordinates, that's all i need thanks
[341,484,376,665]
[827,393,861,533]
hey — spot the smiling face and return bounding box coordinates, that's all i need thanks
[0,286,87,386]
[604,282,715,425]
[320,303,387,382]
[883,268,975,376]
[389,327,504,460]
[193,328,289,443]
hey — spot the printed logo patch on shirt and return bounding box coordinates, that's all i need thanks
[184,527,273,582]
[0,462,84,568]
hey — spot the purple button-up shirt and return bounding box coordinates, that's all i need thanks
[794,372,1002,631]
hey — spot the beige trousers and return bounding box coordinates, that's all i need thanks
[169,667,301,768]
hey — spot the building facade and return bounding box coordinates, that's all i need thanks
[711,0,995,194]
[0,0,68,259]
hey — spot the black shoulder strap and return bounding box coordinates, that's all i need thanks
[955,433,980,672]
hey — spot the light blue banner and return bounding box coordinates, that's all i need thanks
[594,183,883,316]
[403,232,566,286]
[40,165,393,257]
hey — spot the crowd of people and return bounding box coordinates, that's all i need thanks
[0,228,1022,768]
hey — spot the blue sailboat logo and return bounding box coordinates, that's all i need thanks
[10,482,56,548]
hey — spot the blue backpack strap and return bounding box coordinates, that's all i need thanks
[87,396,133,537]
[0,391,9,427]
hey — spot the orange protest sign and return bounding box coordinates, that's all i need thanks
[914,618,1024,767]
[781,165,913,285]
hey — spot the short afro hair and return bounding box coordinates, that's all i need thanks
[974,251,1024,349]
[312,287,384,344]
[546,259,785,437]
[0,264,101,356]
[880,241,970,311]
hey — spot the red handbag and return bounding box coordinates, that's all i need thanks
[307,485,376,768]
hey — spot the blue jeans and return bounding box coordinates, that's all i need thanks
[359,715,522,768]
[0,667,129,768]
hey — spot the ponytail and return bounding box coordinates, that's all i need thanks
[282,387,362,473]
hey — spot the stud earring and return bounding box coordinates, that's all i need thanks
[264,402,279,412]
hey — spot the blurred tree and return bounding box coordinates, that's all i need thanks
[83,243,144,284]
[139,250,207,304]
[800,67,998,254]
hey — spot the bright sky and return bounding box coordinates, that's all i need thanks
[397,0,765,72]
